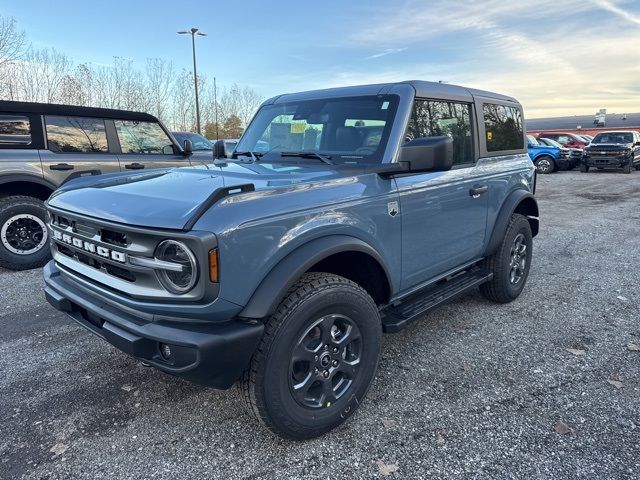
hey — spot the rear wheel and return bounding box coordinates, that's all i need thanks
[480,214,533,303]
[0,196,51,270]
[240,273,382,439]
[534,156,555,174]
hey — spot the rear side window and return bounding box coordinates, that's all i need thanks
[115,120,174,154]
[406,99,474,165]
[483,104,524,152]
[45,116,109,153]
[0,115,31,146]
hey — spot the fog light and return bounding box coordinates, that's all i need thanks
[160,343,173,360]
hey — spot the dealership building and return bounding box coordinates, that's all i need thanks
[526,112,640,137]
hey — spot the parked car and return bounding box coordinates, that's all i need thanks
[581,130,640,173]
[172,131,213,151]
[536,132,589,150]
[527,135,562,173]
[0,101,194,270]
[43,80,538,439]
[579,134,593,143]
[538,137,581,169]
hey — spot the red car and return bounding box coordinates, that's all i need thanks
[536,132,589,149]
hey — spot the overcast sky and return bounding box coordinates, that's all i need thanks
[2,0,639,118]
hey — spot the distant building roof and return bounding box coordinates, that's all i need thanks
[526,112,640,131]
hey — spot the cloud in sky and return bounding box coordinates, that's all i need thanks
[365,48,407,60]
[334,0,640,117]
[3,0,638,118]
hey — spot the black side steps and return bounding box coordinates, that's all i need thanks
[381,268,493,333]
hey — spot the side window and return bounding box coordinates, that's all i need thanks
[483,104,524,152]
[0,115,32,146]
[45,116,108,153]
[406,100,473,165]
[556,135,570,145]
[115,120,174,154]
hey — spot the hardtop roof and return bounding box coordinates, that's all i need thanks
[0,100,157,122]
[266,80,519,105]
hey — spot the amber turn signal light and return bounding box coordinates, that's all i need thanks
[208,248,219,282]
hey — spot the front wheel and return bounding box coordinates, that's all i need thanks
[0,196,51,270]
[580,164,590,173]
[480,214,533,303]
[240,273,382,439]
[534,156,555,174]
[623,161,632,174]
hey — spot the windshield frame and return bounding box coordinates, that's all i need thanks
[235,94,401,166]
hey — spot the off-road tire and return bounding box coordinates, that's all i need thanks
[0,196,50,271]
[579,164,589,173]
[480,213,533,304]
[239,272,382,440]
[534,156,555,174]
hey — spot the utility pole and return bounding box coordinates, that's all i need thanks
[214,76,219,140]
[177,27,206,134]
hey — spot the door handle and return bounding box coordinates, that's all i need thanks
[125,163,145,170]
[469,185,488,197]
[49,163,74,171]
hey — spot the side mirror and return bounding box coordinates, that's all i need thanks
[183,139,193,156]
[213,139,227,159]
[399,136,453,172]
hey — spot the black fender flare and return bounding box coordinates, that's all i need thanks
[484,189,539,257]
[239,235,392,319]
[0,174,57,191]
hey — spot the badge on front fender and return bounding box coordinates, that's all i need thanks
[388,201,399,217]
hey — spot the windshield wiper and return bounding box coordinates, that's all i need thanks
[280,151,334,165]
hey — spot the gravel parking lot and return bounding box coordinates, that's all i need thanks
[1,170,639,480]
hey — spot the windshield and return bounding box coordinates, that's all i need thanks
[592,132,633,144]
[236,95,399,164]
[540,137,562,148]
[526,135,539,146]
[173,132,213,151]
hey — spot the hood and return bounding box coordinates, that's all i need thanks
[528,144,559,153]
[586,143,632,149]
[47,162,344,230]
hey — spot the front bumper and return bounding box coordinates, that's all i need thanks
[44,261,264,389]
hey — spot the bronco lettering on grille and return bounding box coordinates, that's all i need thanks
[52,230,126,263]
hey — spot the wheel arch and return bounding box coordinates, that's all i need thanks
[238,235,393,320]
[0,175,56,201]
[484,189,539,257]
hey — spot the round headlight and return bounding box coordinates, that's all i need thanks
[155,240,197,294]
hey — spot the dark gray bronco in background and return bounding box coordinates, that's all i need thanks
[43,81,539,439]
[0,102,196,270]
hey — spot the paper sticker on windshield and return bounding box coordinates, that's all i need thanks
[381,101,389,110]
[487,131,493,140]
[290,122,306,133]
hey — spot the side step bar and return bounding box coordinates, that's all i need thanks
[381,268,492,333]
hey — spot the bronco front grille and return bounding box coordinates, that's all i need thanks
[46,208,213,302]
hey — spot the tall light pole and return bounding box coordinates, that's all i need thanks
[178,27,206,134]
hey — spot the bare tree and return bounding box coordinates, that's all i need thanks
[145,58,174,122]
[171,69,195,131]
[0,15,25,68]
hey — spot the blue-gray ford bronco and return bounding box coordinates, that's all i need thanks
[43,81,539,439]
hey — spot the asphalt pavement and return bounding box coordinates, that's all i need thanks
[1,170,639,479]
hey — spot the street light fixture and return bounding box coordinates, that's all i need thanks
[177,27,207,134]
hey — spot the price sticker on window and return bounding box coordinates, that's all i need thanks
[487,131,493,140]
[290,123,306,133]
